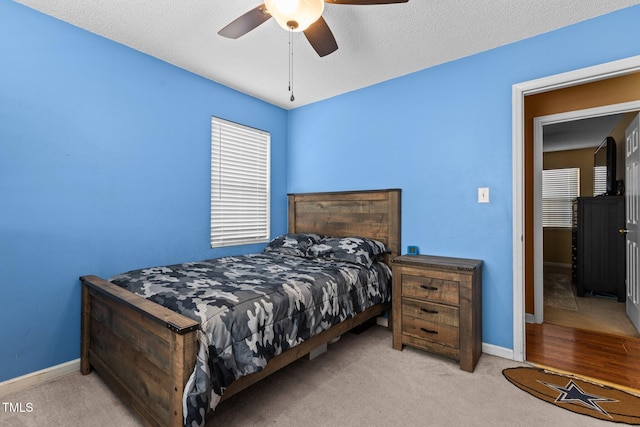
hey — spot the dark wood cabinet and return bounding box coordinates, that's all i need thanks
[573,196,625,302]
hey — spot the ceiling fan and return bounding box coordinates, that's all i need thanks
[218,0,409,57]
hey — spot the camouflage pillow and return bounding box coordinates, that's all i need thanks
[264,233,325,257]
[308,236,390,267]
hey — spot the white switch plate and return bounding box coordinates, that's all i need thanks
[478,187,490,203]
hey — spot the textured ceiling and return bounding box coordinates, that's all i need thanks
[14,0,640,109]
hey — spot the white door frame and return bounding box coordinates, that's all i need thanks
[512,55,640,362]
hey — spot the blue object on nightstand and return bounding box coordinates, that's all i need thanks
[407,245,419,255]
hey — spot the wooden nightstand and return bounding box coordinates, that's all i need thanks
[391,255,482,372]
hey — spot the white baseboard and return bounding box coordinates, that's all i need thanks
[0,359,80,398]
[482,342,514,360]
[376,316,389,328]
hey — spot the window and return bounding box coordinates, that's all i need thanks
[211,117,270,247]
[542,168,580,228]
[593,165,607,196]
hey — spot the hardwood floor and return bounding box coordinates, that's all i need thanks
[526,322,640,392]
[530,266,640,392]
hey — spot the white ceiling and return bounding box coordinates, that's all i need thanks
[14,0,640,109]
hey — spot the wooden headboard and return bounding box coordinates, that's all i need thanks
[288,189,402,259]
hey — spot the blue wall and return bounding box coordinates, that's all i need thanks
[3,0,640,382]
[288,5,640,349]
[0,1,288,382]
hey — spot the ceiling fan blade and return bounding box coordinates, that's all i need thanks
[218,4,272,39]
[304,17,338,57]
[324,0,409,4]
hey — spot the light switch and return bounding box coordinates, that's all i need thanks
[478,187,490,203]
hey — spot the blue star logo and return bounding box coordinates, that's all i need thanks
[538,379,618,417]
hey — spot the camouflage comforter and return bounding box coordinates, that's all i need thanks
[110,251,391,426]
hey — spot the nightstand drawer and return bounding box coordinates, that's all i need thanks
[401,273,459,305]
[402,298,459,328]
[402,315,459,348]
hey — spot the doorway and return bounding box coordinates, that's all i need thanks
[538,113,640,338]
[531,105,640,337]
[511,56,640,362]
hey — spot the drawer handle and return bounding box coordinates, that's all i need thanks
[420,308,438,314]
[420,328,438,335]
[420,285,438,291]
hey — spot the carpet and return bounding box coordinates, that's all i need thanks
[503,367,640,424]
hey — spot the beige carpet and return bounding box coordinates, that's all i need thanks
[0,326,614,426]
[544,267,640,338]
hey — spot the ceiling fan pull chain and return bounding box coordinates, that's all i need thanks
[289,28,295,102]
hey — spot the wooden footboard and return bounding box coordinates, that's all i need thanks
[81,275,389,426]
[81,275,199,427]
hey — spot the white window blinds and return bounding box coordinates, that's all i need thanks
[211,117,270,248]
[593,165,607,196]
[542,168,580,228]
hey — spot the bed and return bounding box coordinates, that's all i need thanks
[80,189,401,427]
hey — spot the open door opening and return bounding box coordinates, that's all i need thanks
[534,110,640,338]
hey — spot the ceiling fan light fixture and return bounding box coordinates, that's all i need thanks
[264,0,324,32]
